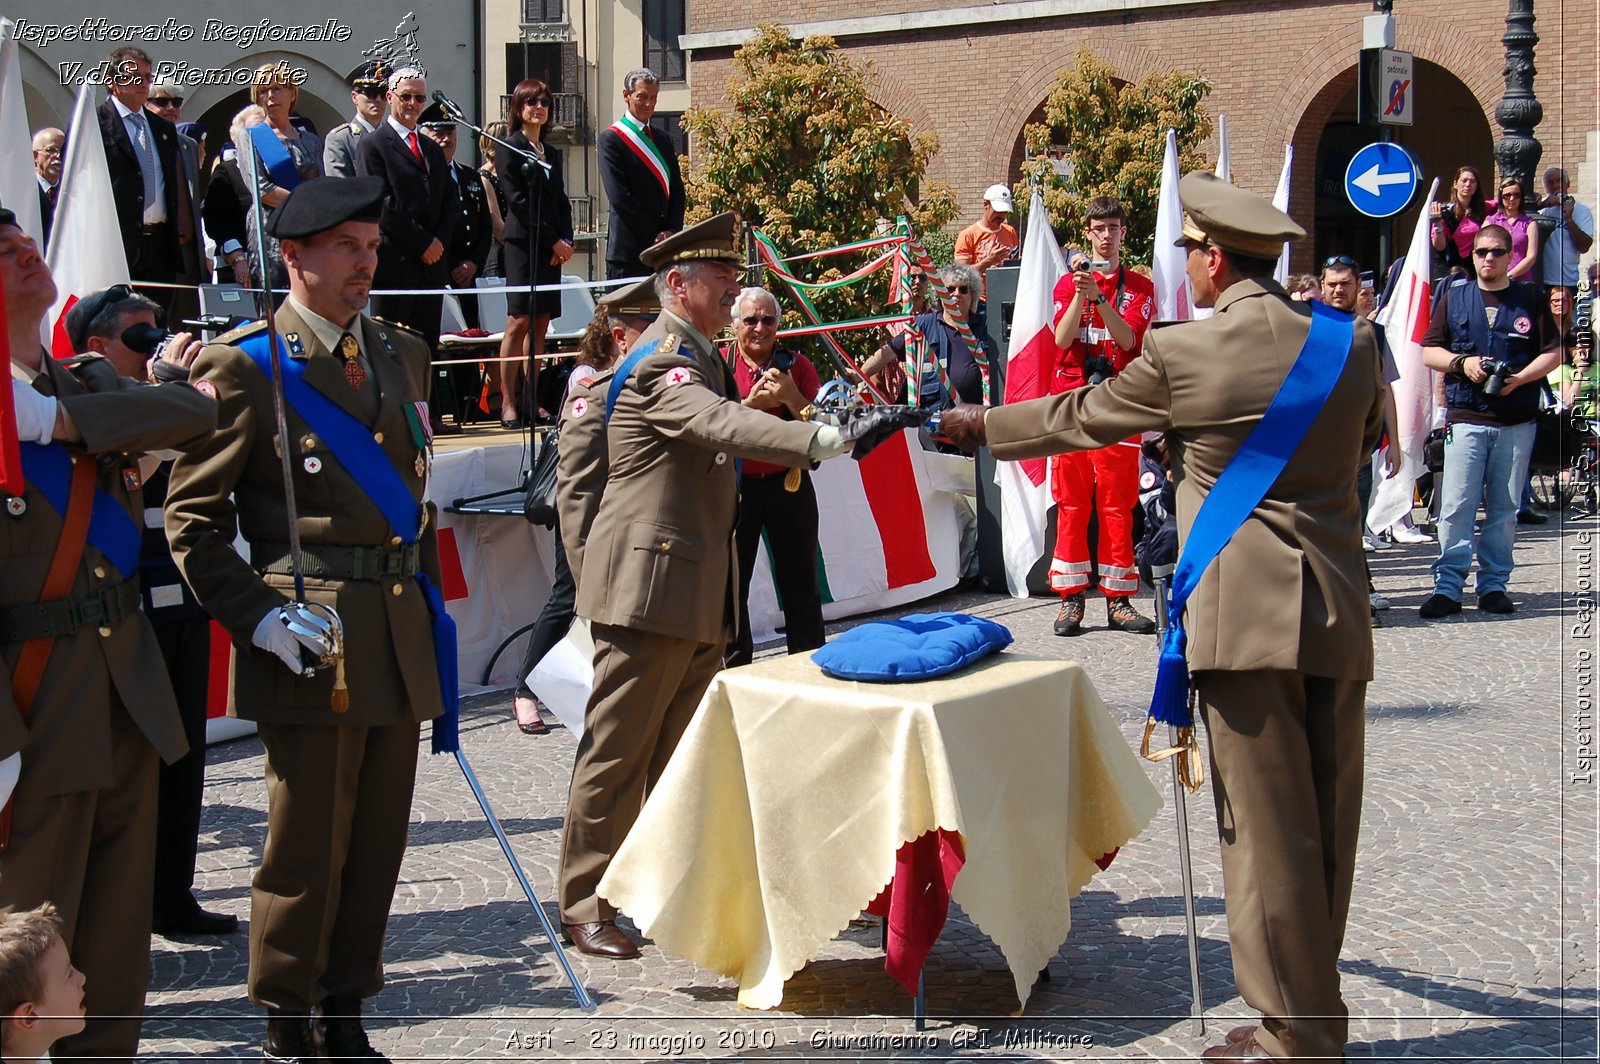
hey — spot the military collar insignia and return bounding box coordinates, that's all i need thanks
[377,330,394,353]
[284,332,306,358]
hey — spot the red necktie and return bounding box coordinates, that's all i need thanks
[407,131,423,165]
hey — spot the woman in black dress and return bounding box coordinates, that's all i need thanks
[497,79,575,428]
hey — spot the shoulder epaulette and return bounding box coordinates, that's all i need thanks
[215,319,269,346]
[371,317,422,336]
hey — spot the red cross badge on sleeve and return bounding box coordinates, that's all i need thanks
[569,397,589,418]
[664,366,693,386]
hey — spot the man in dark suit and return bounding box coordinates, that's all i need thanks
[598,68,684,280]
[96,47,197,319]
[356,67,457,431]
[146,81,208,324]
[941,173,1387,1063]
[31,128,62,249]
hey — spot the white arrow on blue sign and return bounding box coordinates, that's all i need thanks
[1344,142,1421,219]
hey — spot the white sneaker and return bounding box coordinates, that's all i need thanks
[1363,532,1382,552]
[1389,525,1433,545]
[1370,592,1391,610]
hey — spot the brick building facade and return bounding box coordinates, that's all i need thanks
[682,0,1595,274]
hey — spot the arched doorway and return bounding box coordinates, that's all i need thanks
[1292,58,1492,277]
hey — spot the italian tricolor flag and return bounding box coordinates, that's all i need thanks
[745,429,962,644]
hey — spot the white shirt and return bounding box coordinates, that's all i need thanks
[1541,200,1595,288]
[111,96,167,224]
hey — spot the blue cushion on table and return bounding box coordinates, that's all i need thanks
[810,612,1013,682]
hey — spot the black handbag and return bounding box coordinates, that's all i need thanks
[522,430,560,528]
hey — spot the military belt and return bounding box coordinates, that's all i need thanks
[253,542,422,582]
[0,579,144,644]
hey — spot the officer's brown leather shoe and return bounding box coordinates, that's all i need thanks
[1107,596,1157,634]
[1053,594,1085,636]
[1225,1024,1257,1044]
[562,920,642,958]
[1200,1034,1278,1060]
[262,1010,315,1064]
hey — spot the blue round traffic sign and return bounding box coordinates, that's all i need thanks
[1344,142,1421,219]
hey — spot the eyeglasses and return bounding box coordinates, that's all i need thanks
[740,314,778,327]
[1474,247,1510,259]
[526,98,551,109]
[148,96,183,108]
[1322,255,1358,270]
[394,92,427,104]
[33,146,61,157]
[354,86,386,98]
[950,285,972,294]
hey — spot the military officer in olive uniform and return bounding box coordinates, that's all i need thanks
[941,174,1387,1063]
[165,177,444,1064]
[0,208,216,1061]
[557,214,852,958]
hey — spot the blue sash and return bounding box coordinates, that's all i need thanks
[238,331,458,753]
[246,123,303,192]
[1149,300,1357,730]
[19,443,141,579]
[604,339,662,422]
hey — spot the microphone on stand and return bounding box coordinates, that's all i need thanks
[432,90,466,119]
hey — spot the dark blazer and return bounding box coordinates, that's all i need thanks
[356,121,458,288]
[96,98,183,272]
[38,184,53,249]
[448,160,493,274]
[500,134,573,258]
[598,120,683,266]
[200,158,249,264]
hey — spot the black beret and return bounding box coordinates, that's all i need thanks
[417,102,456,131]
[266,176,385,239]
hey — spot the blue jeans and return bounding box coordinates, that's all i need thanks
[1431,420,1537,599]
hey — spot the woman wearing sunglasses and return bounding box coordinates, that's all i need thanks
[498,79,575,430]
[1485,176,1539,284]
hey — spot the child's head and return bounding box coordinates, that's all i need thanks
[0,904,86,1054]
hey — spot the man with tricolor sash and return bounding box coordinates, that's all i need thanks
[165,177,445,1064]
[0,208,215,1061]
[941,173,1387,1063]
[598,68,685,280]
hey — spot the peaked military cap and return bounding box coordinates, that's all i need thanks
[598,277,661,317]
[346,61,388,91]
[417,102,456,132]
[266,176,385,239]
[1174,171,1305,259]
[640,211,743,270]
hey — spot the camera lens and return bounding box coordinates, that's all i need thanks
[120,322,170,355]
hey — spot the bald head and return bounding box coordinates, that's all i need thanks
[31,128,63,185]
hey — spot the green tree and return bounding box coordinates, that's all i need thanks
[1019,48,1212,266]
[683,25,958,365]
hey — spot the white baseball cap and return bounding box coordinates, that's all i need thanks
[983,184,1014,212]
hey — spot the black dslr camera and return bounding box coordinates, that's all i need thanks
[1083,355,1117,386]
[771,349,795,372]
[1479,357,1514,397]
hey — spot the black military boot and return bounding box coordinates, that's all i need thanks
[262,1009,316,1064]
[313,997,389,1061]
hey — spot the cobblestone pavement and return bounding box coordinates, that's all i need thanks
[144,517,1596,1061]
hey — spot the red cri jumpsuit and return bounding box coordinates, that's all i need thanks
[1048,267,1155,600]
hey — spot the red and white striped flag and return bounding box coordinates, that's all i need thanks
[994,187,1065,597]
[1367,178,1441,534]
[43,85,130,358]
[1151,130,1191,324]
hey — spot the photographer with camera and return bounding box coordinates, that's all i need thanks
[1044,195,1156,636]
[727,286,826,667]
[1539,167,1594,293]
[1418,224,1562,618]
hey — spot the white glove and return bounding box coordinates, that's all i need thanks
[251,604,334,675]
[807,425,847,461]
[0,752,19,808]
[10,381,58,445]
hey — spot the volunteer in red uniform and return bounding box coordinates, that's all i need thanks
[1048,196,1157,636]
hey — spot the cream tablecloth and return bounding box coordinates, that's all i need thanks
[597,652,1163,1011]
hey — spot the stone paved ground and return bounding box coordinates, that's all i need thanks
[144,515,1596,1062]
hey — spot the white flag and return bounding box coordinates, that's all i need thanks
[0,20,42,248]
[993,188,1066,597]
[1151,129,1191,323]
[1213,113,1231,184]
[44,86,131,357]
[1272,145,1294,284]
[1367,178,1442,535]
